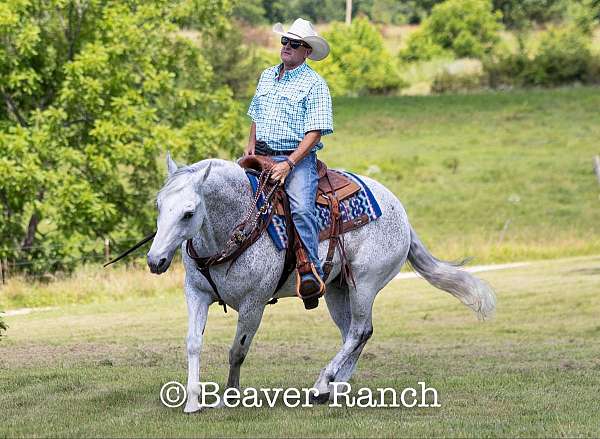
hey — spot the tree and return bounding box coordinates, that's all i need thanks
[401,0,504,61]
[0,0,243,273]
[232,0,266,24]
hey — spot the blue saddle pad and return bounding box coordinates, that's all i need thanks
[245,170,382,251]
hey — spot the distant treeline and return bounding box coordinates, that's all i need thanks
[234,0,600,26]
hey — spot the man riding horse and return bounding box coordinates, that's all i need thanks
[244,18,332,307]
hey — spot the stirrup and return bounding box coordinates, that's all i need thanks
[295,264,326,310]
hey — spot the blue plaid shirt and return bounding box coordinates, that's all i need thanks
[247,62,333,152]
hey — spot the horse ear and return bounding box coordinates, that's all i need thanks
[166,151,178,177]
[200,161,212,185]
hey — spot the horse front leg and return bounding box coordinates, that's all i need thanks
[225,302,265,395]
[183,288,211,413]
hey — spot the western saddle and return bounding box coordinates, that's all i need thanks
[236,155,366,309]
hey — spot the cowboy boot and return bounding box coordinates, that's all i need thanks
[294,239,325,310]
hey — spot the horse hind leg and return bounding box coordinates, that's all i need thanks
[324,282,351,342]
[313,281,377,402]
[324,282,371,381]
[333,314,373,383]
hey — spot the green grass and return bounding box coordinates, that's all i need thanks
[1,255,599,437]
[320,87,600,263]
[0,262,185,309]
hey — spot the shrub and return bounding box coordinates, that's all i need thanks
[492,0,568,28]
[585,53,600,84]
[401,0,504,61]
[485,23,600,87]
[311,18,404,96]
[530,25,592,85]
[431,59,487,93]
[484,49,530,88]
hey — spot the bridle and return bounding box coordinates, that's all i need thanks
[105,170,290,314]
[184,170,288,313]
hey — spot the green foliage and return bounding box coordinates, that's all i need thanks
[356,0,446,24]
[232,0,266,24]
[0,0,243,274]
[563,0,600,34]
[493,0,600,28]
[431,60,487,93]
[257,0,447,25]
[312,18,404,96]
[531,25,593,84]
[202,25,274,98]
[236,0,597,27]
[401,0,504,61]
[360,0,410,24]
[259,0,346,23]
[493,0,569,27]
[485,22,600,87]
[431,69,486,93]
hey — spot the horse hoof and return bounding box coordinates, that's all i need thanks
[183,405,203,414]
[310,392,330,405]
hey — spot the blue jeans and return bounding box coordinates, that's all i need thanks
[272,152,323,277]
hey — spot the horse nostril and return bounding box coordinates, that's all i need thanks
[158,258,167,268]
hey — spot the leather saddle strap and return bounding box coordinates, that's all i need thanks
[321,169,344,283]
[274,190,296,294]
[322,194,340,282]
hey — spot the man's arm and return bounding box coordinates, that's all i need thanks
[244,122,257,156]
[270,130,321,184]
[289,130,321,165]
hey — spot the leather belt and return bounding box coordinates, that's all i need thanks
[255,140,294,156]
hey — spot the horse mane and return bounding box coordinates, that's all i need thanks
[157,158,232,200]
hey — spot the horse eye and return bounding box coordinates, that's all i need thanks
[182,211,194,220]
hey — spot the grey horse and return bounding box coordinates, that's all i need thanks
[147,155,496,413]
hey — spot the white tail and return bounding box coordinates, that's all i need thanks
[407,226,496,320]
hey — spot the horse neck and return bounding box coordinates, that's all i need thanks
[195,161,254,256]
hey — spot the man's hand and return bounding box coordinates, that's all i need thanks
[244,143,255,156]
[270,161,292,184]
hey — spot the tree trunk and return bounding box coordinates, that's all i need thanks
[346,0,352,25]
[21,211,40,251]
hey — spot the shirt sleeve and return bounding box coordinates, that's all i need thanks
[247,93,259,122]
[247,70,266,122]
[303,79,333,136]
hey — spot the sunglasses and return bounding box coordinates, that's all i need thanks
[281,36,311,50]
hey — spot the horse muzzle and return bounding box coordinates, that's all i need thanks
[147,252,173,274]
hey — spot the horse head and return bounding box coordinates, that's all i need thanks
[147,152,212,274]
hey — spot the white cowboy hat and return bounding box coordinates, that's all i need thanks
[272,18,330,61]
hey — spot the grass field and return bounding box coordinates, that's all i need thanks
[321,87,600,263]
[1,255,599,437]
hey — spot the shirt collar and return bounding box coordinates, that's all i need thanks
[275,62,308,80]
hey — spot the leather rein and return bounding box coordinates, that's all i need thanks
[105,168,354,313]
[184,170,287,313]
